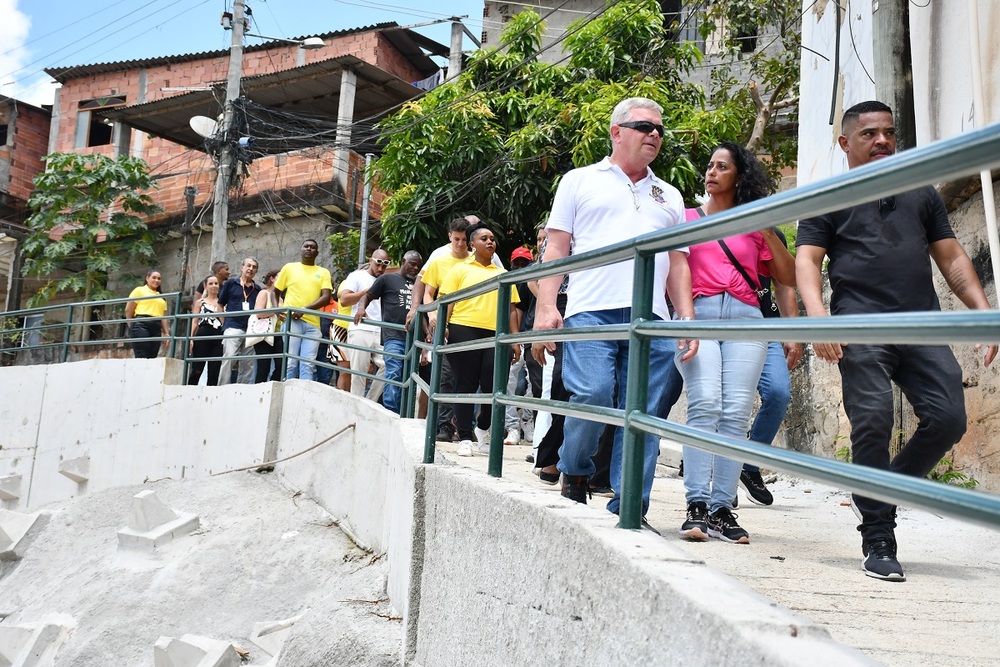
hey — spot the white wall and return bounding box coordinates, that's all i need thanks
[798,0,1000,183]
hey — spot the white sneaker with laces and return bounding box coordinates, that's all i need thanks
[503,427,520,446]
[475,427,491,454]
[456,440,475,457]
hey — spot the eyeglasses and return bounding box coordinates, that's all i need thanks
[878,196,895,213]
[371,258,391,266]
[618,120,665,138]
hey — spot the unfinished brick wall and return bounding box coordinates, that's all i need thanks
[0,102,50,205]
[50,29,418,226]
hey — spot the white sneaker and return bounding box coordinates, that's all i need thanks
[521,419,534,444]
[456,440,475,457]
[475,427,490,454]
[503,427,520,446]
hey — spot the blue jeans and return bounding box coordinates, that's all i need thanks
[744,340,792,473]
[382,337,406,414]
[285,318,320,381]
[677,294,766,513]
[557,308,682,516]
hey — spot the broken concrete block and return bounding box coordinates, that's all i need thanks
[0,475,21,501]
[0,620,70,667]
[117,491,199,552]
[0,509,42,561]
[248,614,302,658]
[126,490,181,532]
[58,456,90,484]
[153,634,242,667]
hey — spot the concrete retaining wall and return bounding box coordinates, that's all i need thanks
[0,358,875,666]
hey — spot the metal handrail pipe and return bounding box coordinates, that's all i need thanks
[629,310,1000,345]
[628,412,1000,532]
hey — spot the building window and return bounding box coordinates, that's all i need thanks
[75,96,127,148]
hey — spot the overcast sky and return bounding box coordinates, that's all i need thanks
[1,0,488,107]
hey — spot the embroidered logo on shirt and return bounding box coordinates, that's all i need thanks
[650,185,667,204]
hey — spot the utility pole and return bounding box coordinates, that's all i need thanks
[872,0,915,149]
[179,186,198,299]
[211,0,246,266]
[357,153,374,267]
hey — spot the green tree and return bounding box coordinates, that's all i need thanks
[694,0,801,169]
[374,0,795,258]
[21,153,161,307]
[327,229,362,287]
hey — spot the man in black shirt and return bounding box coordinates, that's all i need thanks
[356,250,423,414]
[797,101,996,582]
[217,257,261,385]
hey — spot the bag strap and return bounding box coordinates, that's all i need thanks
[694,206,762,293]
[717,239,762,292]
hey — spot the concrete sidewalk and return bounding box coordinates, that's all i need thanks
[442,440,1000,667]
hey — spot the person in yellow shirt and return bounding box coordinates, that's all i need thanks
[439,224,519,456]
[274,239,333,381]
[125,269,170,359]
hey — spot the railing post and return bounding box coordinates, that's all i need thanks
[168,293,182,359]
[400,323,415,418]
[279,307,290,380]
[61,305,73,363]
[620,251,655,530]
[488,281,512,478]
[423,302,448,464]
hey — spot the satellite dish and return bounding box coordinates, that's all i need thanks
[189,116,219,138]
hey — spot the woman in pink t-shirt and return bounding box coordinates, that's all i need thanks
[676,142,795,545]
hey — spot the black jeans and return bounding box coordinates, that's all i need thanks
[839,343,966,540]
[448,323,496,441]
[255,337,285,383]
[188,329,223,385]
[129,317,161,359]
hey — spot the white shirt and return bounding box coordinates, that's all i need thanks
[546,157,685,320]
[341,268,381,332]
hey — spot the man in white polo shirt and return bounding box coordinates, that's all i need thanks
[339,248,390,400]
[533,97,696,522]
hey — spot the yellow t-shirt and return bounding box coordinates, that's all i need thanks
[421,253,470,291]
[275,262,333,327]
[129,285,167,317]
[439,260,518,331]
[333,300,352,331]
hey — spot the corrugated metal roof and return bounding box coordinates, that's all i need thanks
[45,23,445,82]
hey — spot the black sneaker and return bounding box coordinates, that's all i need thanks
[707,507,750,544]
[560,475,590,504]
[739,469,774,506]
[641,517,662,536]
[678,501,709,541]
[435,423,454,443]
[862,537,906,581]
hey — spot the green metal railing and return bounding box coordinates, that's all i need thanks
[416,120,1000,531]
[4,121,1000,534]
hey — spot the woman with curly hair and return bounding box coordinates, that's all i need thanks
[677,142,795,544]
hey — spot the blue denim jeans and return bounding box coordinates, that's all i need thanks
[676,294,766,512]
[744,340,792,472]
[382,337,406,414]
[285,318,320,381]
[557,308,682,516]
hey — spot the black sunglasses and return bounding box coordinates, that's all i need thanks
[878,196,895,213]
[618,120,665,138]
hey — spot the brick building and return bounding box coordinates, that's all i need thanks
[42,23,449,294]
[0,97,51,311]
